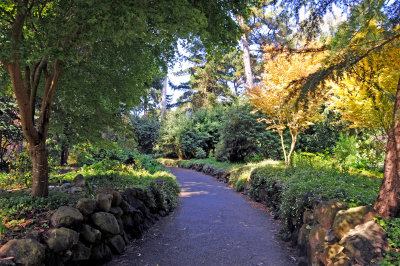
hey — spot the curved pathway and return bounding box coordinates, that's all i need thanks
[108,167,296,266]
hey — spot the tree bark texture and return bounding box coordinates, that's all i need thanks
[2,4,62,197]
[374,76,400,218]
[161,76,167,120]
[238,16,254,90]
[29,141,49,197]
[60,143,69,166]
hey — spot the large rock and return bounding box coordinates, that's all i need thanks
[91,212,120,235]
[90,243,112,262]
[308,225,327,265]
[314,200,346,230]
[297,224,312,255]
[51,206,83,228]
[322,243,344,265]
[71,242,91,261]
[80,224,102,244]
[107,235,126,254]
[339,220,388,264]
[100,189,122,206]
[96,193,113,212]
[121,190,151,217]
[71,174,86,187]
[333,206,376,239]
[0,239,45,266]
[109,206,124,217]
[47,227,79,253]
[302,209,314,225]
[76,198,97,216]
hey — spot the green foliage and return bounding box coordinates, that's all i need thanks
[158,107,224,159]
[216,102,282,162]
[334,133,358,166]
[376,218,400,265]
[131,116,160,154]
[0,191,79,221]
[0,218,7,235]
[297,110,344,154]
[0,94,23,171]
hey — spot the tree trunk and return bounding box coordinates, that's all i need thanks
[238,16,254,90]
[60,143,69,166]
[279,131,288,167]
[287,130,298,167]
[374,76,400,218]
[161,76,167,120]
[29,141,49,197]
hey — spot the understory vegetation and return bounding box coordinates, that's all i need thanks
[0,148,179,244]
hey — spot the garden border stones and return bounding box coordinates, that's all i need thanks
[0,178,176,265]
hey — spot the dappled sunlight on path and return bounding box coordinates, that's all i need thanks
[108,167,296,266]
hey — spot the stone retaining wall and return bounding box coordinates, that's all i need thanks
[173,161,389,265]
[0,179,175,266]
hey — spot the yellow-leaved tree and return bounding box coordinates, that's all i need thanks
[247,44,327,167]
[328,38,400,136]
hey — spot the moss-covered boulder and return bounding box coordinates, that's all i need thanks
[297,224,312,255]
[321,243,344,265]
[332,206,376,239]
[308,225,327,265]
[90,243,112,262]
[91,212,120,235]
[71,174,86,187]
[314,200,346,230]
[47,227,79,253]
[339,220,388,265]
[107,235,126,254]
[80,224,102,244]
[71,242,91,261]
[51,206,84,228]
[96,193,113,212]
[99,189,122,206]
[76,198,97,216]
[0,239,45,266]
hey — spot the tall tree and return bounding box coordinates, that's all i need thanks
[238,16,254,90]
[248,43,326,167]
[268,0,400,217]
[0,0,250,197]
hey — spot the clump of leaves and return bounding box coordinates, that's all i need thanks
[376,218,400,265]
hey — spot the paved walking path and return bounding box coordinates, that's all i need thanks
[108,167,296,266]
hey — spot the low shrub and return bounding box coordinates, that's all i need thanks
[376,218,400,265]
[0,191,79,221]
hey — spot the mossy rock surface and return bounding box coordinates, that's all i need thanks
[0,239,45,266]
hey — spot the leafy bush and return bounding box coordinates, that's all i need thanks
[377,218,400,265]
[131,116,160,154]
[334,133,358,166]
[297,109,344,154]
[158,108,224,159]
[0,191,79,220]
[216,103,282,162]
[248,154,382,233]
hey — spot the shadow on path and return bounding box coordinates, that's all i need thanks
[108,167,296,266]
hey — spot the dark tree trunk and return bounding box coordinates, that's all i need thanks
[374,76,400,218]
[29,141,49,197]
[60,143,69,166]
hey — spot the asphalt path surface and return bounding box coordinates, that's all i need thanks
[108,167,296,266]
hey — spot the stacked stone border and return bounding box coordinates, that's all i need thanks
[0,178,176,266]
[174,161,389,265]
